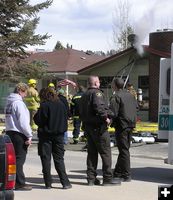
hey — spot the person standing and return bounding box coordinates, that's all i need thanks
[34,87,72,189]
[70,85,85,144]
[126,83,137,100]
[25,79,40,131]
[57,88,70,145]
[5,82,33,190]
[109,78,137,182]
[79,76,121,186]
[48,82,55,90]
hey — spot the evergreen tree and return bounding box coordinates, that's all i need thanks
[0,0,52,81]
[54,41,65,51]
[66,43,72,49]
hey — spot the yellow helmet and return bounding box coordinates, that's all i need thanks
[28,79,37,85]
[48,83,55,87]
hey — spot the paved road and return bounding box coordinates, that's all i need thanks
[14,142,173,200]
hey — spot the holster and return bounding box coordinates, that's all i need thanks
[100,123,108,134]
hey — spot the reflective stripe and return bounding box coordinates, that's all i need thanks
[24,97,33,102]
[73,137,79,141]
[27,106,38,110]
[71,102,75,106]
[24,96,39,110]
[73,96,82,100]
[73,116,80,119]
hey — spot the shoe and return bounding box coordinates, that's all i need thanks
[87,178,100,186]
[121,176,131,182]
[103,178,121,186]
[15,184,32,191]
[62,184,72,189]
[80,136,87,142]
[45,184,52,189]
[113,174,132,182]
[81,144,88,151]
[46,186,52,189]
[70,140,78,144]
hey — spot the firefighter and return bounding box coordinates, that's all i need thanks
[25,79,40,131]
[70,85,85,144]
[48,83,55,90]
[79,76,121,186]
[126,83,137,100]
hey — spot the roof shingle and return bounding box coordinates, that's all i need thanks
[26,48,106,73]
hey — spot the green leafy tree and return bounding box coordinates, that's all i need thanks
[0,0,52,81]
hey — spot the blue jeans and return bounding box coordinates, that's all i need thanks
[64,132,68,144]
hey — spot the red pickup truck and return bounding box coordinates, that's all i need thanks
[0,134,16,200]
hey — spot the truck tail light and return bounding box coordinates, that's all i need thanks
[5,143,16,190]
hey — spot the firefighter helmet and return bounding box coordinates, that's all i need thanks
[48,83,55,88]
[28,79,37,85]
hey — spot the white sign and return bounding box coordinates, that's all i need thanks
[158,58,171,139]
[167,43,173,164]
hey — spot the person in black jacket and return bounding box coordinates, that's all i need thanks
[70,85,85,144]
[79,76,121,186]
[34,87,72,189]
[109,78,137,182]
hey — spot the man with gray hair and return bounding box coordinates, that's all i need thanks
[109,78,137,182]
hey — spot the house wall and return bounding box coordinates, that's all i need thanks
[149,31,173,122]
[0,82,16,113]
[79,52,149,121]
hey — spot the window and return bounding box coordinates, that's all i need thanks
[99,76,114,88]
[99,76,127,88]
[138,76,149,110]
[138,76,149,89]
[166,68,170,95]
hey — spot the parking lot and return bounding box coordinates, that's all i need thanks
[14,141,173,200]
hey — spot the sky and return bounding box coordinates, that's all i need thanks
[29,0,173,52]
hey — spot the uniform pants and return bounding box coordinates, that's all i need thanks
[29,109,37,129]
[114,128,132,177]
[38,134,70,187]
[6,131,27,186]
[86,127,112,181]
[72,118,81,139]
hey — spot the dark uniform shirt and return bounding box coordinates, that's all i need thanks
[80,87,112,127]
[58,94,70,118]
[70,91,84,118]
[109,89,137,130]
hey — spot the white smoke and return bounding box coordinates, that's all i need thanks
[133,9,155,56]
[132,0,158,56]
